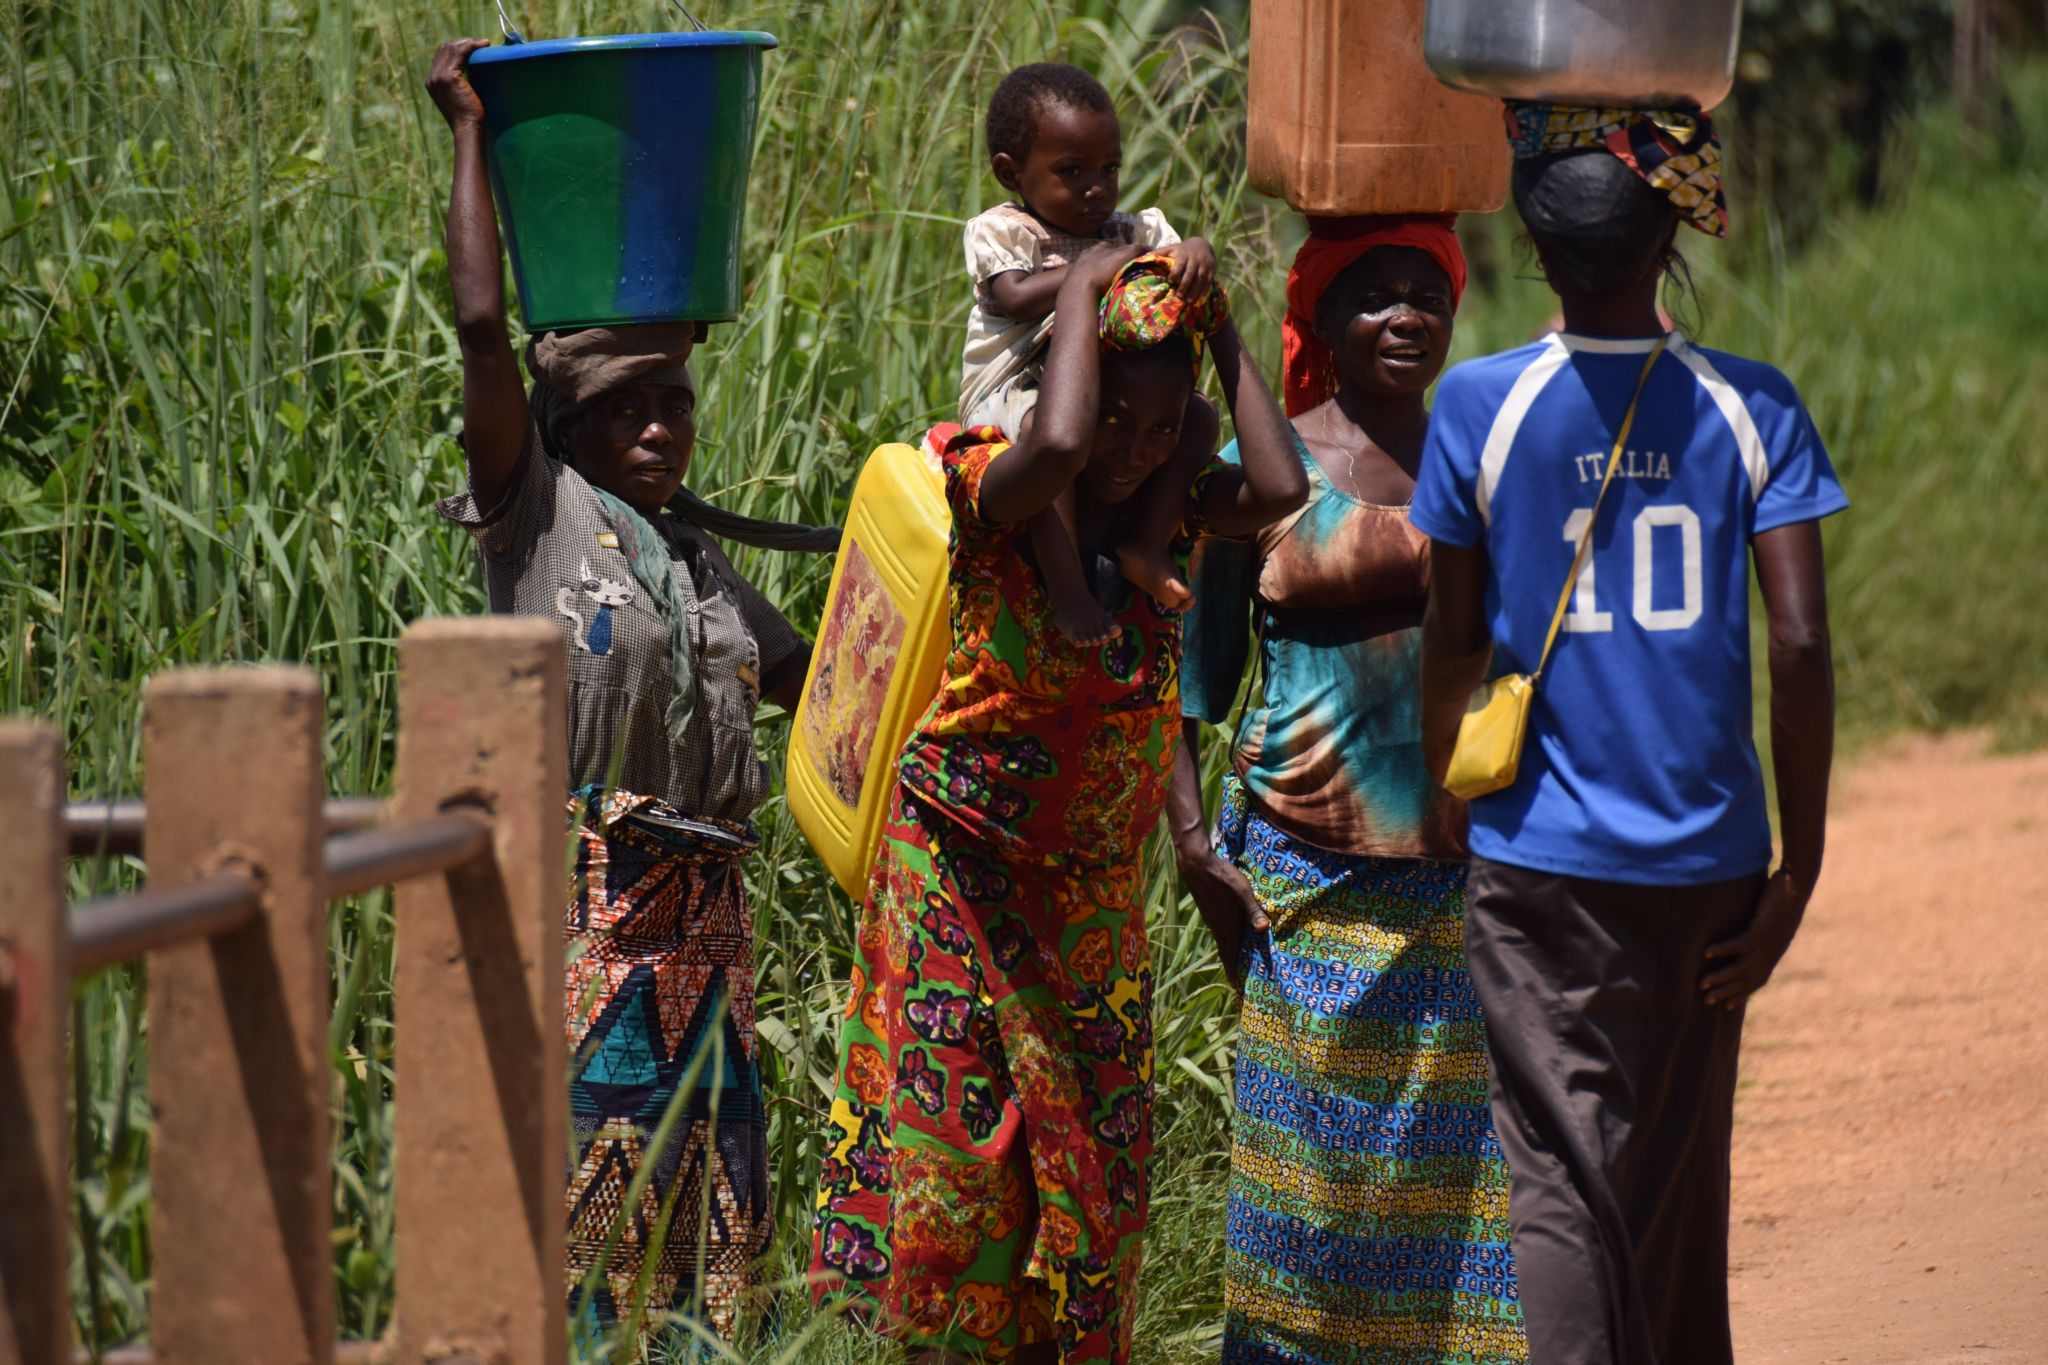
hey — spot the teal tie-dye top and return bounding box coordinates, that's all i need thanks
[1182,434,1467,859]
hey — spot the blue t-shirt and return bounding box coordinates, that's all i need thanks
[1409,332,1848,885]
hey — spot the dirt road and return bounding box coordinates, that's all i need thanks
[1728,732,2048,1362]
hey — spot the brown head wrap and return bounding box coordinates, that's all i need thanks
[522,322,839,556]
[524,323,698,452]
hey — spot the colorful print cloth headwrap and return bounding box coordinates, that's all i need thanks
[1098,251,1230,372]
[1507,102,1728,238]
[1281,214,1467,417]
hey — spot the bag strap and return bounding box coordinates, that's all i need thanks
[1532,335,1669,684]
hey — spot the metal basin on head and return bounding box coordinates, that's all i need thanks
[1424,0,1740,112]
[466,30,776,330]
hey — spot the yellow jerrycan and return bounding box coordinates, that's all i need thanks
[787,441,953,897]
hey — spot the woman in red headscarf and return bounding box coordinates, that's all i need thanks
[1167,217,1529,1363]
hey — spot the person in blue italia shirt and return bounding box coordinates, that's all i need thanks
[1410,104,1846,1365]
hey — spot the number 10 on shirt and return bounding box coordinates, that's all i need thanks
[1561,504,1703,634]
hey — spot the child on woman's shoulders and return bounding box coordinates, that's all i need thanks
[960,61,1217,644]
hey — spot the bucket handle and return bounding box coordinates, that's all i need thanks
[492,0,524,43]
[492,0,707,43]
[665,0,709,30]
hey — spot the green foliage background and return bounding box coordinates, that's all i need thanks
[3,0,2044,1359]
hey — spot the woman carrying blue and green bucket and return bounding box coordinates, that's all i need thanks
[425,37,832,1348]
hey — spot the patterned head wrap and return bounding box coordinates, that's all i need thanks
[1281,214,1466,417]
[1097,252,1230,372]
[1507,102,1727,238]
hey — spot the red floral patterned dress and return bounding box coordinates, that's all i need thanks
[810,427,1223,1363]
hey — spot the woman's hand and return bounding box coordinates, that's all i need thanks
[1159,237,1217,297]
[1065,240,1145,299]
[434,33,526,511]
[427,38,491,131]
[1178,843,1269,993]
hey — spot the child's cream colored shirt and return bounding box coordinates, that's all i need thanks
[958,201,1179,422]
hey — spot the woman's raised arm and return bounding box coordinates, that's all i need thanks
[427,38,529,512]
[976,241,1143,526]
[1201,320,1309,535]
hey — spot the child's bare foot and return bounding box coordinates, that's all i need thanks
[1053,592,1122,647]
[1027,499,1121,646]
[1118,544,1193,611]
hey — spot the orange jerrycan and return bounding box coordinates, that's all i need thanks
[1247,0,1509,215]
[787,441,953,897]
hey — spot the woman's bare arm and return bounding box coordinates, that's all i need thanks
[1702,520,1834,1006]
[977,242,1142,525]
[1418,539,1493,785]
[1167,720,1268,991]
[1751,520,1834,894]
[427,38,529,511]
[1200,321,1309,535]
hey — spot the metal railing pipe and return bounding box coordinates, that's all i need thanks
[61,798,145,856]
[77,1341,384,1364]
[68,871,262,975]
[64,809,493,975]
[323,809,492,900]
[66,795,384,859]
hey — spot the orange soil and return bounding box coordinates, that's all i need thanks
[1728,732,2048,1362]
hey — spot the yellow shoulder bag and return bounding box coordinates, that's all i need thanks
[1443,336,1667,800]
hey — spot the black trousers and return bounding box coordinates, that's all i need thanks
[1463,857,1766,1365]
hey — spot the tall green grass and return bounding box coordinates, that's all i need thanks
[1715,78,2048,747]
[3,0,2044,1359]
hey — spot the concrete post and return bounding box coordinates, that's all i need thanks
[391,620,566,1365]
[144,669,333,1365]
[0,725,69,1365]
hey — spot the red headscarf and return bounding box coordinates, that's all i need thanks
[1281,214,1468,417]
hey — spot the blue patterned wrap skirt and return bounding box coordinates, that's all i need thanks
[1217,775,1526,1365]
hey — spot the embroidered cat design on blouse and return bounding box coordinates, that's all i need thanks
[559,557,635,656]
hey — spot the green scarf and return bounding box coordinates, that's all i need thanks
[588,486,699,743]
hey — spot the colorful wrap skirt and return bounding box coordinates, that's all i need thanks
[564,788,770,1344]
[811,785,1155,1364]
[1217,777,1526,1365]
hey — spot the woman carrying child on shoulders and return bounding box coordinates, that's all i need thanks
[811,220,1307,1359]
[960,62,1218,645]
